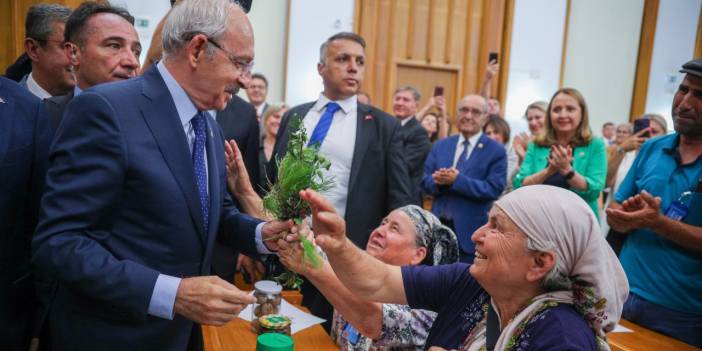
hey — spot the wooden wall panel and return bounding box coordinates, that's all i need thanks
[629,0,660,121]
[355,0,513,114]
[695,4,702,59]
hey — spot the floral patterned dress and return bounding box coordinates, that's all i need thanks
[331,304,437,351]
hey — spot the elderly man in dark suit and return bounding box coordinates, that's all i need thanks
[268,31,412,328]
[31,1,289,350]
[43,1,140,132]
[392,85,431,205]
[0,77,51,351]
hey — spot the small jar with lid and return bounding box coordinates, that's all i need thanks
[257,314,292,335]
[251,280,283,332]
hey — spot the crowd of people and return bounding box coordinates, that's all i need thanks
[1,1,701,351]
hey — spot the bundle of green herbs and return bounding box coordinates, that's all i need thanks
[262,117,332,289]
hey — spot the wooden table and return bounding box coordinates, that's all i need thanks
[203,304,339,351]
[608,319,700,351]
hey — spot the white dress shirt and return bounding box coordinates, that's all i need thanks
[26,72,52,99]
[303,93,358,218]
[452,132,483,167]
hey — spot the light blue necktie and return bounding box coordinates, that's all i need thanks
[192,112,209,233]
[307,102,341,148]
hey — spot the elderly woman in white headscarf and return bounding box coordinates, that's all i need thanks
[278,205,459,351]
[293,185,628,351]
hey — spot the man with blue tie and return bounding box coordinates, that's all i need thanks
[31,1,290,350]
[422,94,507,262]
[268,32,412,329]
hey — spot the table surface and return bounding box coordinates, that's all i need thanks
[203,306,339,351]
[607,319,700,351]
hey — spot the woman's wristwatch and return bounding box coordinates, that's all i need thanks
[564,168,576,180]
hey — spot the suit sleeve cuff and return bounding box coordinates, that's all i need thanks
[147,274,181,320]
[255,222,274,254]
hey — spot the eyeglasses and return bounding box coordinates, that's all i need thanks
[458,106,485,116]
[206,38,254,74]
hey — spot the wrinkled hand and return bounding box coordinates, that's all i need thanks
[236,254,265,282]
[224,140,255,197]
[299,189,347,254]
[433,168,458,185]
[548,144,573,174]
[174,276,256,326]
[485,59,499,81]
[261,220,294,251]
[606,191,663,232]
[619,129,648,152]
[277,229,316,276]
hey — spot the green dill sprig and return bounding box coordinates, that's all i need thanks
[263,117,332,289]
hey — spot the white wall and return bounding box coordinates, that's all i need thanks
[111,0,171,66]
[504,0,568,135]
[285,0,355,106]
[644,0,702,130]
[245,0,289,103]
[562,0,644,135]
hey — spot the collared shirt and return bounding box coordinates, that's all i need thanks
[303,93,358,218]
[73,85,83,96]
[399,115,412,126]
[148,61,267,320]
[452,132,483,167]
[255,102,266,117]
[26,72,52,99]
[615,133,702,313]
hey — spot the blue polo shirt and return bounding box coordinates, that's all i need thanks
[615,133,702,313]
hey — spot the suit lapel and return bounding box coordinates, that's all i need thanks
[445,136,460,168]
[138,67,206,243]
[0,81,16,158]
[348,104,371,193]
[459,134,488,172]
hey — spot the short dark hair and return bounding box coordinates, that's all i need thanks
[251,73,268,87]
[64,1,134,47]
[602,122,614,128]
[26,4,71,45]
[394,85,421,102]
[319,32,366,63]
[483,115,511,144]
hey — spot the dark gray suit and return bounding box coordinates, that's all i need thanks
[268,101,412,328]
[400,117,431,206]
[44,91,74,133]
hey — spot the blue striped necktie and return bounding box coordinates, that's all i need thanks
[191,111,209,233]
[456,140,470,169]
[307,102,341,148]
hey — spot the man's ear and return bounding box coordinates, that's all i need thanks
[25,38,41,62]
[64,42,79,67]
[317,61,325,76]
[525,250,556,283]
[186,34,209,68]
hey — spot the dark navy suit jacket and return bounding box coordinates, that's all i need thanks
[0,76,51,350]
[32,66,261,351]
[421,133,506,254]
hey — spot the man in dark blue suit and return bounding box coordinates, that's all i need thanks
[422,94,506,262]
[31,1,289,350]
[0,77,51,350]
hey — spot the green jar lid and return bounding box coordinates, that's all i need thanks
[256,333,294,351]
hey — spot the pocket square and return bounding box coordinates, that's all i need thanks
[364,114,373,121]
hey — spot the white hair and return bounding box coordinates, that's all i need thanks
[162,0,240,59]
[526,237,572,291]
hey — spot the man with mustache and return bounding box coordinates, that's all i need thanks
[268,31,412,329]
[44,1,141,131]
[607,58,702,348]
[32,0,291,349]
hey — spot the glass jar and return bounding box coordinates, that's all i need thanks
[251,280,283,332]
[258,314,292,336]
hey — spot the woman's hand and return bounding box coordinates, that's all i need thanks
[224,140,256,197]
[619,129,648,152]
[513,132,530,162]
[299,189,348,254]
[548,144,573,174]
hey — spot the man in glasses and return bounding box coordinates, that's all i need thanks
[19,3,74,99]
[32,1,290,350]
[421,94,507,262]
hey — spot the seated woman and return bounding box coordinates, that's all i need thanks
[293,185,628,350]
[513,88,607,218]
[278,205,459,351]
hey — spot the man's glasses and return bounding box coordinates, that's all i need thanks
[206,38,254,74]
[458,107,485,116]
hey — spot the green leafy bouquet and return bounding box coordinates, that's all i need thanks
[262,117,333,289]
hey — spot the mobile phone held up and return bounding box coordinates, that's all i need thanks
[433,86,444,97]
[489,52,498,64]
[633,118,651,138]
